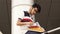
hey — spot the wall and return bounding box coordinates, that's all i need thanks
[0,0,11,34]
[35,0,60,34]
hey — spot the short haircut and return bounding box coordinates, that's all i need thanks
[32,3,41,13]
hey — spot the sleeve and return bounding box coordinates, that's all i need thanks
[17,11,24,19]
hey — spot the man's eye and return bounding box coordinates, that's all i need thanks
[34,10,37,12]
[34,10,36,11]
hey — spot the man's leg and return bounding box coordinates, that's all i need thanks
[25,30,42,34]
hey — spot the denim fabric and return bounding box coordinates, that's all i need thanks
[25,30,42,34]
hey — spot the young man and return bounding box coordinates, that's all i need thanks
[17,3,41,26]
[17,3,45,34]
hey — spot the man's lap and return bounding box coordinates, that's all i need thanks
[25,30,42,34]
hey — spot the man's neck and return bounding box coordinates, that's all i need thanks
[28,11,34,16]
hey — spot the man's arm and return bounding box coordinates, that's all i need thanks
[16,19,33,26]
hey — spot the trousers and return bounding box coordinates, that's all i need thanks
[25,30,43,34]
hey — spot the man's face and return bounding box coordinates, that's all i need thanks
[30,7,38,15]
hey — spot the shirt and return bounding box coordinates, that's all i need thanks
[12,6,35,34]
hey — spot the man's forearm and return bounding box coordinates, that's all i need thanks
[17,20,33,26]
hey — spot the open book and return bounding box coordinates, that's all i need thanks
[28,22,45,32]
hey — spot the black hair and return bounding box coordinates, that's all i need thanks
[32,3,41,13]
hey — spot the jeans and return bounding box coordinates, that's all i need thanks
[25,30,43,34]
